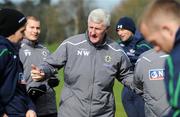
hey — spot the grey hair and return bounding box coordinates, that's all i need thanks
[88,8,111,27]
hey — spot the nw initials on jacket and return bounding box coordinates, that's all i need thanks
[77,49,90,56]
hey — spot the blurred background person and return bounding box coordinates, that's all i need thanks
[133,49,171,117]
[115,16,152,117]
[139,0,180,116]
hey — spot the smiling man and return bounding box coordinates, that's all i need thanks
[19,16,58,117]
[116,16,152,117]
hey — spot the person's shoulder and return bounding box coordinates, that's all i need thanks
[106,37,122,49]
[135,49,154,65]
[0,44,11,59]
[66,33,86,42]
[0,44,9,52]
[137,39,150,45]
[0,36,8,47]
[20,42,27,49]
[136,38,152,49]
[139,49,155,58]
[20,39,29,48]
[37,43,47,49]
[62,33,87,45]
[138,49,167,63]
[0,37,11,51]
[0,41,8,48]
[106,37,126,55]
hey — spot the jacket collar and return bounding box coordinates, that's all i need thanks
[21,38,38,47]
[121,36,133,46]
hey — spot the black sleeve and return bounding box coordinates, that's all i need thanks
[0,46,10,83]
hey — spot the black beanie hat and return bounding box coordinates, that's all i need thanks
[0,8,27,37]
[116,16,136,34]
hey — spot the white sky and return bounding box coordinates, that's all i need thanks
[95,0,121,10]
[0,0,121,11]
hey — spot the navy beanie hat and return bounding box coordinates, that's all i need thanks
[0,8,27,37]
[116,16,136,34]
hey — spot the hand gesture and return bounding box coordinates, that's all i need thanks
[31,64,45,81]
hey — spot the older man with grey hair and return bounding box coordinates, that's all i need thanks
[30,8,133,117]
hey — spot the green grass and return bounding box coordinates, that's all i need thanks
[48,43,127,117]
[114,80,127,117]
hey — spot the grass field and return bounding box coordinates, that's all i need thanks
[48,43,127,117]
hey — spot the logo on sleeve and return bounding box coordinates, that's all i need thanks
[149,69,164,80]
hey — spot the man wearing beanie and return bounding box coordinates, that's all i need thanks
[116,16,152,117]
[0,8,37,117]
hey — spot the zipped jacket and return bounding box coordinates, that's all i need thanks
[19,39,57,116]
[0,36,35,117]
[117,36,152,69]
[133,49,171,117]
[40,33,133,117]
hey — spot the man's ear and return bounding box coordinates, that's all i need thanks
[162,25,173,36]
[161,24,176,45]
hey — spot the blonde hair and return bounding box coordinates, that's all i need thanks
[139,0,180,28]
[26,16,40,22]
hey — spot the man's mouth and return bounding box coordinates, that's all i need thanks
[91,34,97,38]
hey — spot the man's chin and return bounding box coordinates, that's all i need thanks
[90,38,98,43]
[30,38,38,41]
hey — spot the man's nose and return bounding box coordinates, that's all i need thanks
[118,31,123,36]
[33,28,39,33]
[91,29,96,35]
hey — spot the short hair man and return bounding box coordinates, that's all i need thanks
[19,16,58,117]
[31,8,133,117]
[0,8,36,117]
[133,49,171,117]
[139,0,180,116]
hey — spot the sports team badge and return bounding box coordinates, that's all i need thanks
[149,69,164,80]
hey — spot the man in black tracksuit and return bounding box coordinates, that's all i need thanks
[0,8,36,117]
[116,16,152,117]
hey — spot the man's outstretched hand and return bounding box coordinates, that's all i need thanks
[31,64,45,81]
